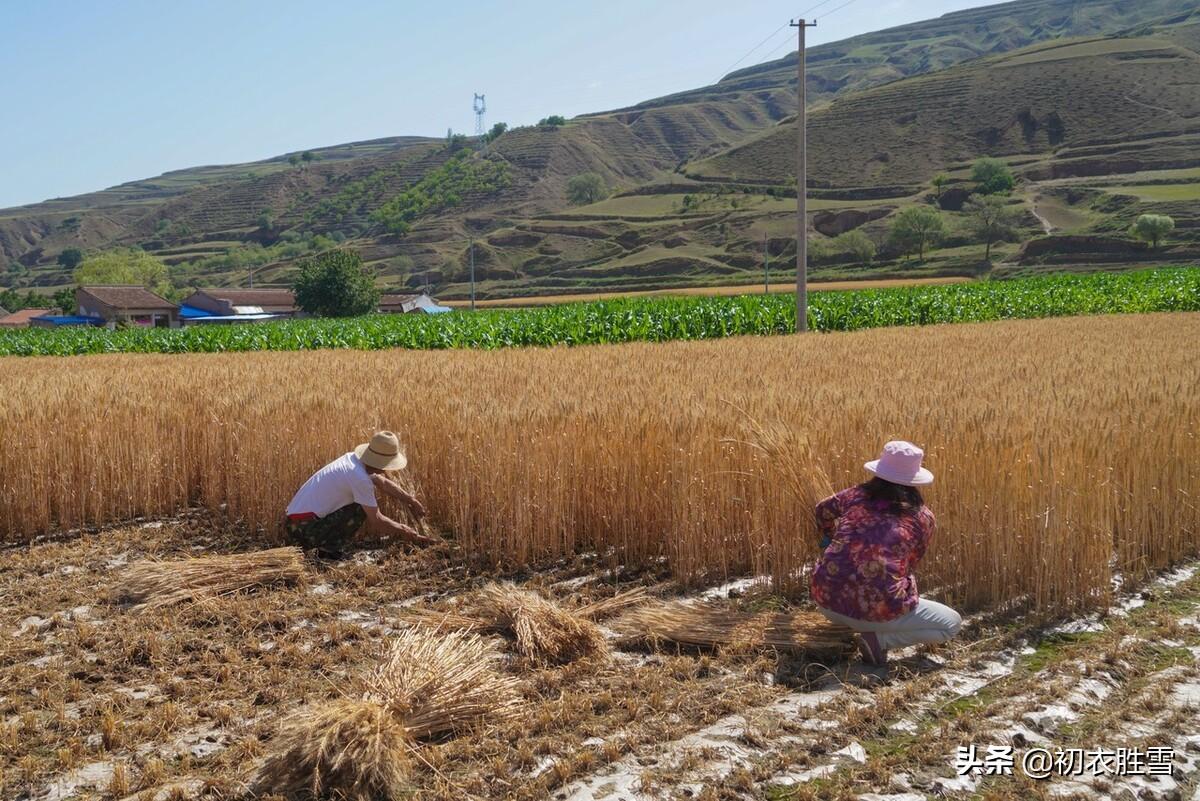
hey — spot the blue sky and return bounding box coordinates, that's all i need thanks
[0,0,990,208]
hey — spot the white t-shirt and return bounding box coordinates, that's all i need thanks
[286,452,379,517]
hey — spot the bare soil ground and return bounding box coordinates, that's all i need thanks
[3,514,1198,801]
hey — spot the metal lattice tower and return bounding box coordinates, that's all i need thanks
[473,93,487,136]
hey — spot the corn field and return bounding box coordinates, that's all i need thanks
[2,312,1197,618]
[0,267,1197,356]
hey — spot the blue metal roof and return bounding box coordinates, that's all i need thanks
[179,304,216,320]
[31,315,104,326]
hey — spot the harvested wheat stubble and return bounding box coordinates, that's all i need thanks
[253,628,523,798]
[119,546,305,610]
[614,600,854,658]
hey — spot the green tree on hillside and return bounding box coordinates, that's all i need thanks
[834,229,876,264]
[931,172,950,199]
[293,249,380,317]
[971,157,1015,195]
[483,122,508,144]
[567,173,608,205]
[888,206,945,261]
[57,247,84,270]
[538,115,567,127]
[301,151,317,165]
[1131,214,1174,249]
[74,249,171,296]
[965,195,1021,262]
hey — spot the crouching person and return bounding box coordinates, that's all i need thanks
[811,440,961,666]
[285,431,437,558]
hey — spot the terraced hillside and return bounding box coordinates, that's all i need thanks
[691,27,1200,188]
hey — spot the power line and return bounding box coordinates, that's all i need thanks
[817,0,858,22]
[721,22,791,78]
[798,0,839,17]
[760,0,860,63]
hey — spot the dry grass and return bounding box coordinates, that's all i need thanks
[253,628,523,798]
[118,547,305,610]
[614,601,853,659]
[2,314,1199,619]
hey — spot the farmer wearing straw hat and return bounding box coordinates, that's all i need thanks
[285,431,436,557]
[811,440,961,666]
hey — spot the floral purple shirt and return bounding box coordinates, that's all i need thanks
[809,485,935,622]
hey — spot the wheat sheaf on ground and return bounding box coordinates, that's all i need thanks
[475,582,609,665]
[253,627,523,799]
[399,582,631,665]
[118,546,305,610]
[614,600,854,659]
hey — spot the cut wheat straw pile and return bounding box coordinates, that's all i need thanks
[475,582,609,665]
[396,584,646,665]
[253,628,522,799]
[119,547,304,610]
[615,600,852,658]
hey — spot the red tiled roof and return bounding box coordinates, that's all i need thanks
[0,308,54,327]
[79,286,177,311]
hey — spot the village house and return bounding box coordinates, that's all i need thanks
[378,292,452,315]
[180,288,299,324]
[76,286,179,329]
[0,308,56,329]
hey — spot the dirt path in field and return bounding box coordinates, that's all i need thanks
[1030,194,1056,234]
[2,516,1198,801]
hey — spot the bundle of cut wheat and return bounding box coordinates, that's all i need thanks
[475,582,609,665]
[250,699,410,801]
[366,627,524,738]
[252,628,522,798]
[119,547,304,611]
[575,586,650,620]
[614,600,852,658]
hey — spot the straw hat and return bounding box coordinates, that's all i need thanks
[354,431,408,471]
[864,440,933,486]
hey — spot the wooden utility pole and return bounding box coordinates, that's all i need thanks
[469,241,476,312]
[763,234,770,294]
[791,17,816,332]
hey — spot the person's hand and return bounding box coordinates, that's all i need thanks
[407,496,427,520]
[400,523,437,547]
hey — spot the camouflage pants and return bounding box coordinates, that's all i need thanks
[284,504,367,557]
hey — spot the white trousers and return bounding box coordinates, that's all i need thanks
[817,598,962,651]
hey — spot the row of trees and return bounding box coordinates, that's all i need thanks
[886,196,1021,262]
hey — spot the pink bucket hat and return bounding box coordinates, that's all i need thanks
[864,440,934,486]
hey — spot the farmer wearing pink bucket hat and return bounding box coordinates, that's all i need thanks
[811,440,961,666]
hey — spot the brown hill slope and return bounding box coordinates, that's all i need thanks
[605,0,1190,113]
[689,22,1200,189]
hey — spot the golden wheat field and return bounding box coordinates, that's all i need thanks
[2,312,1198,618]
